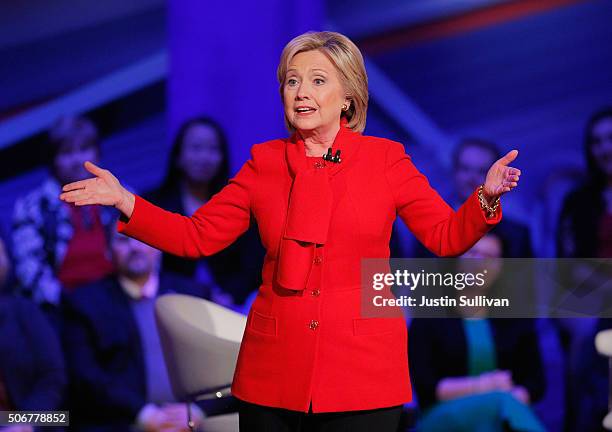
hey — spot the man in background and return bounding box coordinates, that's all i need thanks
[412,138,533,258]
[62,229,207,431]
[452,138,533,257]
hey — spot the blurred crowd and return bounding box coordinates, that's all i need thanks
[0,107,611,431]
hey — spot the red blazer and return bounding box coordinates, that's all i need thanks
[117,122,502,413]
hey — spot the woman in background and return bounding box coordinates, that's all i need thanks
[557,107,612,258]
[145,117,263,309]
[409,233,546,432]
[556,107,612,431]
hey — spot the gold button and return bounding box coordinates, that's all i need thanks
[309,319,319,330]
[311,289,320,297]
[313,256,323,265]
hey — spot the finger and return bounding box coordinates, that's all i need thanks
[159,417,182,427]
[62,179,93,192]
[159,410,185,421]
[60,190,89,203]
[84,161,108,178]
[167,412,188,424]
[503,169,519,180]
[494,185,507,195]
[507,167,521,176]
[161,409,184,418]
[165,410,187,420]
[497,149,518,166]
[162,405,185,414]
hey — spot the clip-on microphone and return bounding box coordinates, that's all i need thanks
[322,148,342,163]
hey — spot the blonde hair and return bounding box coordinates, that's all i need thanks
[277,31,369,133]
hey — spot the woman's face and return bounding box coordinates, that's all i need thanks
[177,124,224,184]
[590,117,612,179]
[283,50,348,135]
[54,138,99,185]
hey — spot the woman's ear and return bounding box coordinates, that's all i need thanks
[342,98,351,112]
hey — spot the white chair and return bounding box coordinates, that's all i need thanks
[595,329,612,430]
[155,294,247,431]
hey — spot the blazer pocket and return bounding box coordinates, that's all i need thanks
[250,310,277,336]
[353,317,400,336]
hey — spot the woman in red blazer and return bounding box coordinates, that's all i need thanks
[60,31,521,431]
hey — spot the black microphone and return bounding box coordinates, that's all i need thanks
[322,148,342,163]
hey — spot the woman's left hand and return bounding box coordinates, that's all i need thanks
[483,149,521,201]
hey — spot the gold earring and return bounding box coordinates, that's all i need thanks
[342,104,348,111]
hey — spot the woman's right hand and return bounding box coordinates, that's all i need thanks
[59,161,135,219]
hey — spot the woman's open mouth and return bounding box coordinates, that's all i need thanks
[295,107,317,116]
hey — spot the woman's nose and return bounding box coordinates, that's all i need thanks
[295,84,310,100]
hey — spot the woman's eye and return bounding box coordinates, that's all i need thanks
[314,78,325,85]
[287,78,298,86]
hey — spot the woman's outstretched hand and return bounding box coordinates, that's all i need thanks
[59,161,135,218]
[483,149,521,202]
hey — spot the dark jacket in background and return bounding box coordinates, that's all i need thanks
[557,182,607,258]
[572,318,611,432]
[493,218,533,258]
[61,272,205,430]
[0,295,66,410]
[408,317,545,411]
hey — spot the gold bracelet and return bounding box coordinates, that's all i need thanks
[477,185,500,218]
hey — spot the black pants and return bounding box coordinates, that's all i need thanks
[237,398,403,432]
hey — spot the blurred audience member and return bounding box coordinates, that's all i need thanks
[144,116,263,309]
[570,317,610,432]
[413,138,532,258]
[11,116,116,316]
[453,139,533,257]
[409,233,545,431]
[0,228,11,292]
[558,107,612,258]
[62,230,207,431]
[556,107,612,431]
[0,232,66,417]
